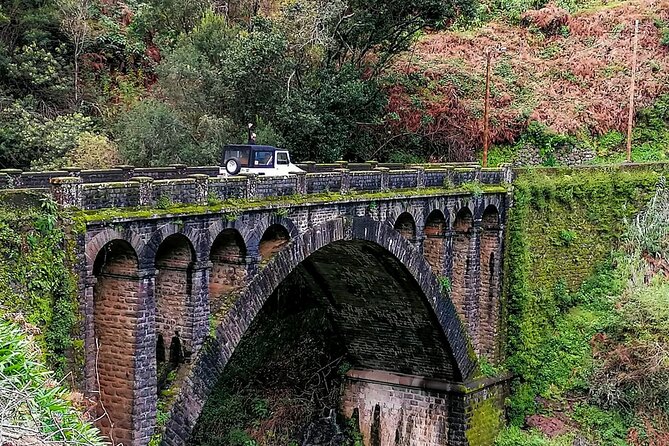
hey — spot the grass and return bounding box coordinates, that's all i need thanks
[0,320,104,445]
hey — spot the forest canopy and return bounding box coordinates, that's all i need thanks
[0,0,473,169]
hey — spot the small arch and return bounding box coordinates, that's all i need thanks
[154,234,195,387]
[393,212,416,241]
[425,210,447,237]
[479,205,501,360]
[92,239,139,445]
[423,210,447,275]
[454,207,474,232]
[259,224,290,262]
[169,335,184,366]
[451,207,474,336]
[87,229,144,273]
[156,334,166,364]
[482,205,500,230]
[209,229,248,317]
[155,233,195,269]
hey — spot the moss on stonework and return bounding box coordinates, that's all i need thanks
[0,193,79,375]
[502,166,669,428]
[466,397,504,446]
[72,185,509,224]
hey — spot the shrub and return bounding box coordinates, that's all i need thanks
[0,320,104,444]
[63,132,123,169]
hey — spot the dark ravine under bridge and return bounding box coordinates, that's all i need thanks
[3,162,515,446]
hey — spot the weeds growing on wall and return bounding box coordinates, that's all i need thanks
[0,192,79,373]
[500,167,669,444]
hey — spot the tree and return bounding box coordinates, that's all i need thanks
[56,0,90,104]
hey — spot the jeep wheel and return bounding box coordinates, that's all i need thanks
[225,158,241,175]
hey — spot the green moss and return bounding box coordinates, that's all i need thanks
[74,185,509,224]
[503,166,667,430]
[466,397,504,446]
[0,194,79,374]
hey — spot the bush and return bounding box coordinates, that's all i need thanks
[496,426,574,446]
[115,99,221,167]
[64,132,123,169]
[0,320,104,444]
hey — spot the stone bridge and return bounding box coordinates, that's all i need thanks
[21,163,514,446]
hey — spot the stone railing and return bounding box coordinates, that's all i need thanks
[1,163,513,210]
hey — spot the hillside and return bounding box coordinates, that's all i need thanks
[385,0,669,163]
[3,0,669,168]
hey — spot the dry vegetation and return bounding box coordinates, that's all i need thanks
[389,0,669,152]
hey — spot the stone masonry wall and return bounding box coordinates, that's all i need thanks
[423,211,447,277]
[209,230,247,317]
[155,236,194,359]
[341,370,509,446]
[451,211,474,329]
[79,191,509,446]
[478,209,502,362]
[342,379,449,446]
[93,244,140,446]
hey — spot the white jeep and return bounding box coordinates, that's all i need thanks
[220,144,305,176]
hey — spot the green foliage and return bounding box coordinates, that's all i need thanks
[115,99,221,167]
[274,207,289,218]
[0,320,104,444]
[503,167,666,434]
[156,194,173,209]
[569,404,629,445]
[496,426,574,446]
[557,229,576,245]
[438,275,452,294]
[623,177,669,256]
[460,180,484,197]
[0,102,93,169]
[0,194,78,373]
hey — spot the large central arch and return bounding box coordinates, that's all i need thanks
[161,217,477,446]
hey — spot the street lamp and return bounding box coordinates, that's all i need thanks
[482,46,506,168]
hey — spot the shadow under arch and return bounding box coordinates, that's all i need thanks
[161,217,477,445]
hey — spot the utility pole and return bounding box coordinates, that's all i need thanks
[482,46,506,168]
[626,19,639,163]
[483,49,492,168]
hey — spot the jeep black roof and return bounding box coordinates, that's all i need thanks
[223,144,278,152]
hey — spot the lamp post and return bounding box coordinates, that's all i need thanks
[482,46,506,168]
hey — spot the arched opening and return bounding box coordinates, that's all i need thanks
[93,239,139,445]
[209,229,247,320]
[423,210,447,276]
[259,224,290,262]
[479,205,501,360]
[157,334,166,364]
[169,336,184,366]
[452,207,474,328]
[393,212,416,241]
[190,239,458,446]
[155,234,195,390]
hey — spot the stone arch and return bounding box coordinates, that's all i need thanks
[451,206,475,341]
[92,239,140,446]
[209,229,248,319]
[154,234,196,377]
[162,217,477,445]
[86,228,144,274]
[141,223,201,267]
[479,205,502,361]
[423,210,448,276]
[393,212,417,242]
[258,223,291,262]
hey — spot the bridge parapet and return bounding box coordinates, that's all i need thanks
[39,164,512,210]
